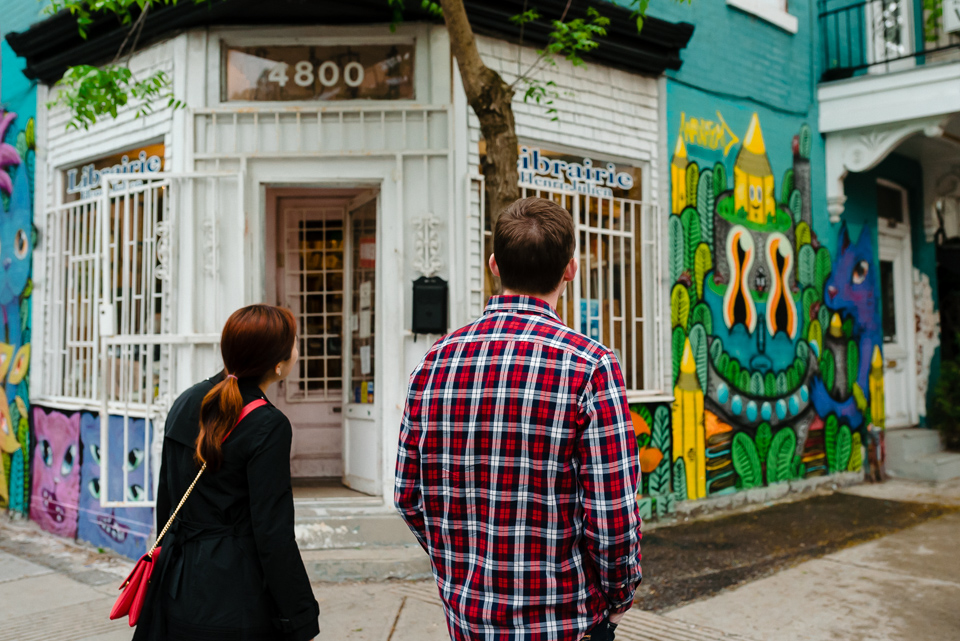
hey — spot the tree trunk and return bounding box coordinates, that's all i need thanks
[438,0,520,226]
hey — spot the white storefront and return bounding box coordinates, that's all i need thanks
[23,15,688,524]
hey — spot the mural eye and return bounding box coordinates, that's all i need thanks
[124,448,144,471]
[749,185,755,200]
[852,260,869,285]
[756,187,762,200]
[14,229,28,259]
[88,478,101,500]
[61,444,77,477]
[127,484,145,502]
[42,440,53,467]
[88,444,101,466]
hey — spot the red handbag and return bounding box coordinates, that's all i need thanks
[110,399,268,626]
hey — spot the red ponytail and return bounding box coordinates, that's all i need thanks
[196,305,297,469]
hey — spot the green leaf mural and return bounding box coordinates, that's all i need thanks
[669,215,685,284]
[795,221,812,253]
[755,422,773,465]
[847,340,859,393]
[815,247,832,296]
[842,318,854,338]
[732,432,763,489]
[776,372,788,395]
[673,457,687,502]
[821,350,836,393]
[786,366,799,390]
[764,372,776,397]
[681,208,701,272]
[727,358,741,385]
[652,405,671,453]
[749,371,764,396]
[648,460,672,496]
[768,428,797,484]
[709,336,723,365]
[799,124,813,159]
[825,414,839,473]
[798,245,816,286]
[802,288,819,335]
[793,357,807,383]
[686,163,700,209]
[808,319,823,354]
[637,497,653,520]
[713,162,727,198]
[672,326,686,384]
[739,370,750,393]
[836,425,852,475]
[849,432,863,472]
[818,305,830,336]
[689,323,708,393]
[697,170,715,252]
[789,190,802,223]
[671,284,691,329]
[692,302,713,335]
[694,243,712,300]
[780,169,795,205]
[718,352,730,377]
[796,340,809,363]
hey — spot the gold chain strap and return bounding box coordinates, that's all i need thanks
[147,462,207,559]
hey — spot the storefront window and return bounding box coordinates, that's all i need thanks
[349,199,377,404]
[223,44,415,102]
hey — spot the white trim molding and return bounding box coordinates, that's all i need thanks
[726,0,799,34]
[824,115,950,221]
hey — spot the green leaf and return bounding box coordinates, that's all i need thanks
[767,428,797,484]
[755,422,772,465]
[637,497,653,520]
[692,302,713,335]
[673,457,687,501]
[847,340,860,393]
[798,245,816,287]
[685,163,699,209]
[709,336,723,365]
[672,326,686,384]
[652,405,671,453]
[821,350,836,393]
[689,323,708,393]
[825,414,839,473]
[780,169,795,205]
[713,162,727,198]
[648,458,672,496]
[693,243,713,300]
[696,169,715,252]
[814,247,832,298]
[836,425,852,475]
[764,372,776,398]
[789,190,802,223]
[680,208,701,273]
[732,432,762,489]
[669,216,685,284]
[848,432,863,471]
[671,284,691,329]
[749,371,763,396]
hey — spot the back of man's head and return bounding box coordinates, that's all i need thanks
[494,197,576,296]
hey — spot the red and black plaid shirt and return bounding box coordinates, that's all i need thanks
[395,295,642,640]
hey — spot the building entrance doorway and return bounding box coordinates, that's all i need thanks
[265,188,379,490]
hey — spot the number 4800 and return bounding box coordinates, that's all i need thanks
[268,61,365,89]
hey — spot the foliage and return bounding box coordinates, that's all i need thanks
[825,414,839,472]
[821,349,836,393]
[696,169,715,251]
[689,323,708,393]
[726,358,741,385]
[738,369,749,393]
[849,432,862,472]
[801,287,819,334]
[732,432,762,489]
[680,208,701,272]
[713,162,727,198]
[780,169,794,205]
[808,319,823,353]
[795,221,812,253]
[47,65,183,130]
[637,496,653,520]
[798,124,812,159]
[847,339,859,392]
[749,371,763,396]
[798,245,816,286]
[685,163,699,209]
[671,284,691,329]
[835,424,852,474]
[652,405,671,452]
[691,302,713,335]
[673,457,687,501]
[764,372,776,398]
[672,326,686,384]
[766,427,797,484]
[930,336,960,450]
[694,243,712,299]
[755,422,772,466]
[669,216,685,284]
[709,336,722,364]
[814,247,832,297]
[922,0,943,43]
[789,190,802,223]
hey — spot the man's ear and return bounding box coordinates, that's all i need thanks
[562,257,578,282]
[488,253,501,278]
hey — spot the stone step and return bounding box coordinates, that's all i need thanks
[294,502,420,550]
[886,428,944,462]
[303,546,432,583]
[887,451,960,483]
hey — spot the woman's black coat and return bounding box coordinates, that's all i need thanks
[133,373,320,641]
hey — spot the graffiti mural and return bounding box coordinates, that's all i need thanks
[78,414,153,559]
[662,112,884,506]
[29,408,81,538]
[0,109,34,515]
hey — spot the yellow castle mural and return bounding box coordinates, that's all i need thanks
[733,113,776,225]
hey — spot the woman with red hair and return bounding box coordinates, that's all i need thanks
[135,304,318,641]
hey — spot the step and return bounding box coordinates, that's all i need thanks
[302,545,432,583]
[294,502,421,550]
[887,451,960,483]
[886,428,944,462]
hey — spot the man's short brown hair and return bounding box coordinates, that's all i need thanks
[494,197,576,296]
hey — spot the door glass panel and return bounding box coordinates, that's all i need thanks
[284,209,344,399]
[877,183,905,224]
[880,259,896,343]
[349,199,377,403]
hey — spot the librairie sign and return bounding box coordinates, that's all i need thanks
[517,147,637,199]
[65,144,164,201]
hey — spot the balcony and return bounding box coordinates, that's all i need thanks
[819,0,960,82]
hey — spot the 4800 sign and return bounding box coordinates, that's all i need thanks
[224,44,416,102]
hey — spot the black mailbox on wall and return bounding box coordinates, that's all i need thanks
[412,276,448,335]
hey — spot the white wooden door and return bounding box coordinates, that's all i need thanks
[342,193,381,495]
[270,202,345,479]
[879,227,917,428]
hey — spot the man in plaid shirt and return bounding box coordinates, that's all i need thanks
[395,197,642,641]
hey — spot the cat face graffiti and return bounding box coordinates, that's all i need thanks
[77,413,152,559]
[0,110,20,197]
[30,408,81,538]
[0,164,32,305]
[823,223,878,337]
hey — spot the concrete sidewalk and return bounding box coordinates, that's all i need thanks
[2,477,958,640]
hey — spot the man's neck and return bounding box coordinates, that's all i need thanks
[500,288,562,311]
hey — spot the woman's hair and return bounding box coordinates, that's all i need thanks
[196,304,297,469]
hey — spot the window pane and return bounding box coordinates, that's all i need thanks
[877,183,905,223]
[880,259,896,343]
